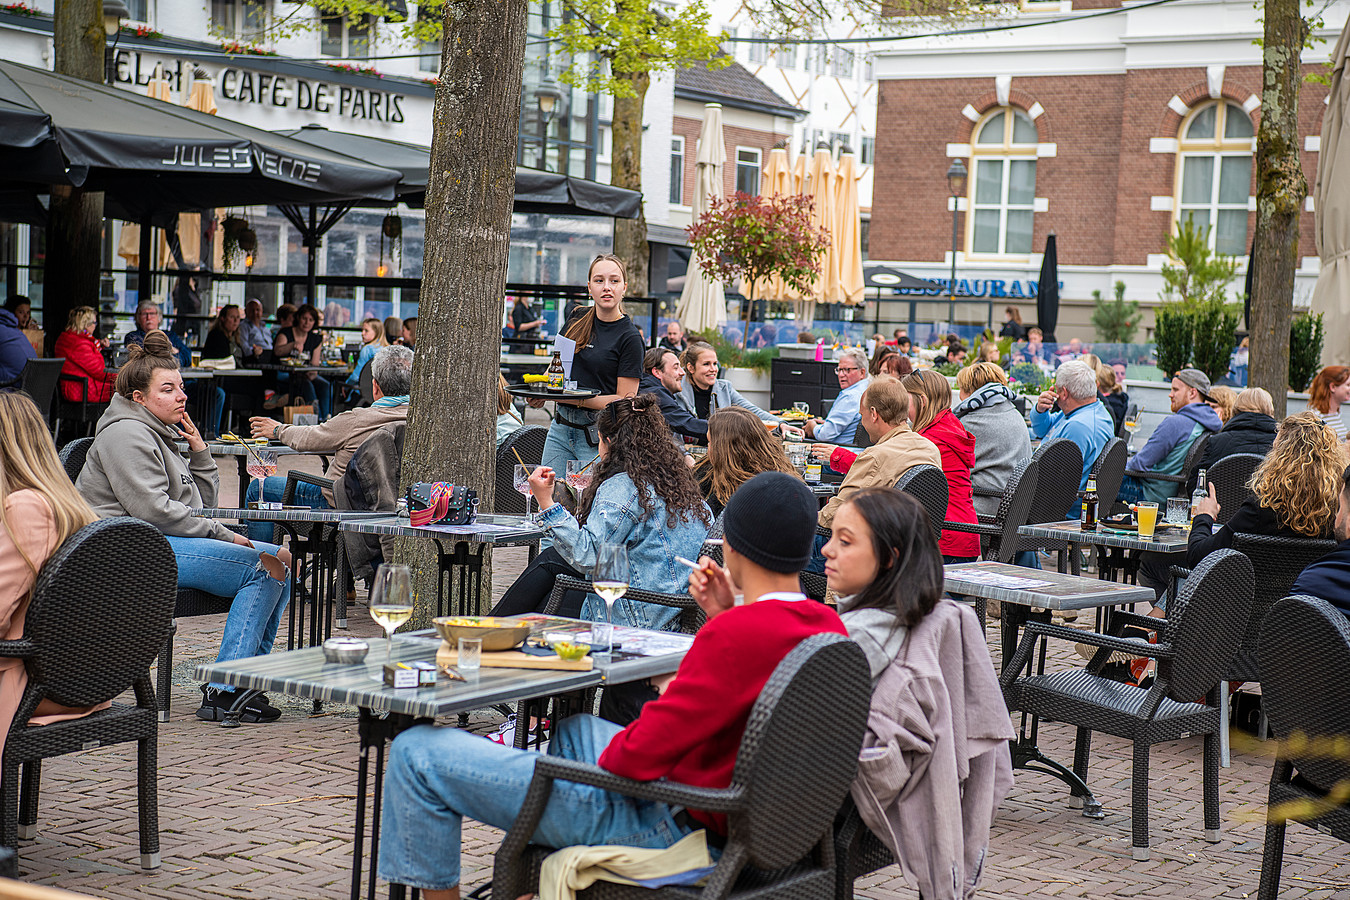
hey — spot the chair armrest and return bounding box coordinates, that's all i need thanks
[532,756,745,813]
[941,521,1001,536]
[284,470,335,499]
[972,486,1003,498]
[1001,620,1172,689]
[544,575,699,615]
[1106,609,1170,638]
[816,525,832,539]
[1124,469,1185,484]
[977,513,997,525]
[0,640,33,660]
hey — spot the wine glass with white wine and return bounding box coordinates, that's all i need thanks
[592,544,629,656]
[369,563,413,665]
[1123,410,1141,451]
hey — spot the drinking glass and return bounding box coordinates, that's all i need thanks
[513,463,537,522]
[565,459,594,493]
[1165,497,1190,528]
[458,637,482,672]
[246,449,277,506]
[1123,411,1141,450]
[592,544,629,655]
[793,401,810,416]
[369,563,413,664]
[1135,502,1159,541]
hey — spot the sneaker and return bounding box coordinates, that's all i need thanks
[196,685,281,723]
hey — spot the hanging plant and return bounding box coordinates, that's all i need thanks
[221,214,252,273]
[381,214,403,272]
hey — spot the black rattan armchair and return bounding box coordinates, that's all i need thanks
[57,437,94,485]
[495,425,548,514]
[894,464,948,547]
[1124,432,1211,499]
[1206,453,1264,526]
[489,633,872,900]
[1256,595,1350,900]
[943,456,1039,564]
[1,517,176,872]
[0,358,63,430]
[1000,548,1254,860]
[1012,438,1082,573]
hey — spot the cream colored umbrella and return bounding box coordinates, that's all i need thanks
[834,151,865,306]
[120,72,175,268]
[796,146,839,327]
[677,103,727,333]
[753,146,796,305]
[1312,18,1350,366]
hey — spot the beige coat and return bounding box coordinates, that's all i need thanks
[819,425,942,528]
[275,404,409,505]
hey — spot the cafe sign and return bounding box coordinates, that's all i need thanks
[113,49,408,124]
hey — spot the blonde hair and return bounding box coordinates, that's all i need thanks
[861,375,910,426]
[1250,411,1343,537]
[900,369,953,433]
[497,373,514,415]
[956,361,1008,394]
[0,393,97,576]
[362,317,388,347]
[695,407,799,507]
[1095,364,1119,395]
[1234,387,1274,417]
[1206,385,1236,423]
[977,342,1000,363]
[65,305,96,333]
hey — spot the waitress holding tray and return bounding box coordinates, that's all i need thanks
[534,254,645,472]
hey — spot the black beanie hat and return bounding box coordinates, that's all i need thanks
[722,472,817,574]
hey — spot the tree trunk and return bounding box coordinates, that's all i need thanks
[396,0,529,627]
[1249,0,1309,418]
[611,68,650,295]
[46,0,106,352]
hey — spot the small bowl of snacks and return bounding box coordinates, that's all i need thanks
[432,616,532,652]
[551,640,592,661]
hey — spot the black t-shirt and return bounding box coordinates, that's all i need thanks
[565,314,644,396]
[276,327,322,358]
[512,300,539,338]
[203,328,242,363]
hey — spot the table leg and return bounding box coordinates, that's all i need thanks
[353,709,429,900]
[433,540,488,618]
[237,457,250,504]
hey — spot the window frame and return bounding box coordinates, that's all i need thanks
[1172,100,1255,256]
[735,147,761,196]
[320,11,376,59]
[831,46,855,79]
[964,106,1039,260]
[669,136,685,205]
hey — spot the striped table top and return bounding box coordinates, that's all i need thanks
[193,507,387,523]
[1018,520,1189,553]
[944,561,1156,611]
[338,514,544,546]
[174,440,309,458]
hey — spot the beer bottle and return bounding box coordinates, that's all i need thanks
[1080,476,1099,532]
[545,351,565,392]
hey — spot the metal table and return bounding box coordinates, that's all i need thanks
[183,441,322,500]
[340,515,543,618]
[944,561,1156,818]
[1019,519,1189,581]
[195,621,692,900]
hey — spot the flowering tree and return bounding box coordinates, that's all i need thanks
[687,192,830,348]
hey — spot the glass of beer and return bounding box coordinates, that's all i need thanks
[1135,502,1159,540]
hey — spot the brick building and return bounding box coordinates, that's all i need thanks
[867,0,1345,339]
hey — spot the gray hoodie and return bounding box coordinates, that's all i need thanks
[952,383,1033,517]
[77,393,236,542]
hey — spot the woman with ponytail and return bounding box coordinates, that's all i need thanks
[533,255,646,472]
[494,395,711,631]
[76,331,293,724]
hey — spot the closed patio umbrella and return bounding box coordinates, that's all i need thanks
[677,103,727,333]
[754,146,796,305]
[797,145,838,328]
[1035,233,1060,344]
[1312,17,1350,366]
[834,151,865,307]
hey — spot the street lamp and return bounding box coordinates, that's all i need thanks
[533,78,565,170]
[103,0,129,85]
[945,158,968,330]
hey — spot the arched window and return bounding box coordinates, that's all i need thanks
[968,107,1038,256]
[1175,101,1254,255]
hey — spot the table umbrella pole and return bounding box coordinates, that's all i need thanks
[138,214,152,318]
[307,203,318,308]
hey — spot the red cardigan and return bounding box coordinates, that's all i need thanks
[54,331,114,404]
[599,597,847,834]
[919,409,980,558]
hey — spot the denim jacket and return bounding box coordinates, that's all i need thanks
[538,472,711,631]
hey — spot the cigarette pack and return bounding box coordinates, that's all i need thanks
[383,662,419,689]
[413,661,438,686]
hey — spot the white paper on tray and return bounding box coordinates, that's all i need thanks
[552,333,577,379]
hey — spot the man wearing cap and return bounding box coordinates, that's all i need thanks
[1119,367,1222,505]
[376,472,845,899]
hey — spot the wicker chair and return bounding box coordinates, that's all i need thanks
[1012,438,1083,573]
[894,464,948,548]
[489,633,872,900]
[0,517,176,871]
[495,425,548,514]
[1091,437,1128,517]
[0,358,63,429]
[1125,432,1211,500]
[943,457,1039,564]
[1256,595,1350,900]
[1000,548,1254,860]
[57,437,94,485]
[53,374,110,445]
[1205,453,1264,526]
[281,470,345,641]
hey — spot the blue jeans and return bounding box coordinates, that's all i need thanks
[378,715,692,891]
[243,476,329,542]
[167,535,291,690]
[542,418,598,474]
[804,531,828,574]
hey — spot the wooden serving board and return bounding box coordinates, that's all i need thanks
[436,642,593,672]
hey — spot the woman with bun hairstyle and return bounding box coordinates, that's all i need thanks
[76,331,293,724]
[494,395,711,630]
[535,255,646,473]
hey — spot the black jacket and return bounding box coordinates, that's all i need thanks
[1292,540,1350,618]
[1101,390,1129,433]
[1187,411,1278,494]
[639,374,708,444]
[999,321,1027,340]
[1186,495,1334,567]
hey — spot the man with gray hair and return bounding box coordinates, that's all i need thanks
[125,300,191,367]
[805,346,870,444]
[1030,360,1115,510]
[243,344,413,539]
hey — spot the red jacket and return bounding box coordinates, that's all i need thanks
[54,331,114,404]
[918,409,979,558]
[599,597,847,834]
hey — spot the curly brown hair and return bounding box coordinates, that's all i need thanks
[1251,411,1344,537]
[577,395,711,529]
[695,407,799,508]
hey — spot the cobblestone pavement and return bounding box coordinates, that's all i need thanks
[11,456,1349,898]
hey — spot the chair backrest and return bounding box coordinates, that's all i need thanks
[1260,595,1350,795]
[22,517,176,711]
[1028,438,1083,522]
[988,456,1039,563]
[58,436,94,483]
[359,362,374,408]
[494,425,547,514]
[728,633,871,870]
[852,422,874,450]
[1205,453,1264,526]
[893,464,948,547]
[19,358,64,425]
[1089,437,1128,515]
[1162,548,1254,702]
[1228,533,1338,677]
